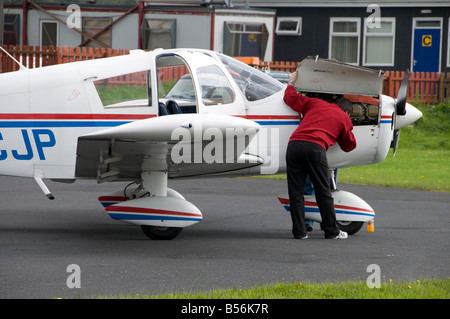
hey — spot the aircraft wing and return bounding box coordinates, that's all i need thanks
[75,114,263,182]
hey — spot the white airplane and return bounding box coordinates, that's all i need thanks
[0,48,422,239]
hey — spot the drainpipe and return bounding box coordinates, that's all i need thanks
[22,0,28,45]
[0,0,3,45]
[138,1,144,49]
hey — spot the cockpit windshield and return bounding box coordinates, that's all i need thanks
[217,53,285,101]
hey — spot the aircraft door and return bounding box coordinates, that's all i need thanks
[194,64,247,116]
[156,54,197,115]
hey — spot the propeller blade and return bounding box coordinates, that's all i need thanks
[396,69,410,116]
[391,69,410,156]
[391,129,400,157]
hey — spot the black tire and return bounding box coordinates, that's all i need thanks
[336,221,364,235]
[141,225,182,240]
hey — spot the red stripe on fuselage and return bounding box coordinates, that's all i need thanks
[105,205,202,218]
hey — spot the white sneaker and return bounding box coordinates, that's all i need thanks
[335,231,348,239]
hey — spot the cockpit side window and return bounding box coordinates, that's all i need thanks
[94,70,150,108]
[218,53,284,101]
[196,65,235,106]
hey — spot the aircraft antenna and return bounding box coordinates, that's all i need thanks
[0,46,28,71]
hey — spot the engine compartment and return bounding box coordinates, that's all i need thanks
[305,92,380,126]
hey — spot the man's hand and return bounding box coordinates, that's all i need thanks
[288,70,298,86]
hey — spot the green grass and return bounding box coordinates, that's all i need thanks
[95,80,176,106]
[340,102,449,192]
[338,148,449,192]
[96,85,148,106]
[114,278,449,299]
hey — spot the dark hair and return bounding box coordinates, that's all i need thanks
[335,97,353,114]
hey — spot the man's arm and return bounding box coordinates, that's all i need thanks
[338,120,357,152]
[287,69,297,87]
[283,70,310,113]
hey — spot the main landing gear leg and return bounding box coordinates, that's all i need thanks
[331,169,364,235]
[140,170,184,240]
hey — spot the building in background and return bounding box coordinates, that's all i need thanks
[2,0,449,72]
[1,0,275,60]
[263,0,449,72]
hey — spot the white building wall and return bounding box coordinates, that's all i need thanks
[25,9,139,49]
[145,10,211,49]
[5,6,274,59]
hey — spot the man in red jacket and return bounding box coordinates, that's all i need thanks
[284,70,357,239]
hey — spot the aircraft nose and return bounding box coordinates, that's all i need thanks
[395,103,423,129]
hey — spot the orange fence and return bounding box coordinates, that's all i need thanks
[240,57,450,104]
[383,71,450,105]
[56,46,128,64]
[0,45,129,73]
[1,45,449,104]
[236,57,298,73]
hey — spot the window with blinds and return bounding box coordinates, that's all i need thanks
[82,17,112,48]
[140,19,176,50]
[363,18,395,66]
[3,14,20,45]
[40,21,58,47]
[223,22,269,60]
[329,18,360,65]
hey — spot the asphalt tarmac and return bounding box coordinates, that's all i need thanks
[0,176,448,299]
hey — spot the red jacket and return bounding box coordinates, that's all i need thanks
[283,85,356,152]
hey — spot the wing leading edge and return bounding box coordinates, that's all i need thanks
[75,114,263,182]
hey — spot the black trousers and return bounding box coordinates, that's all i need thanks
[286,140,340,238]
